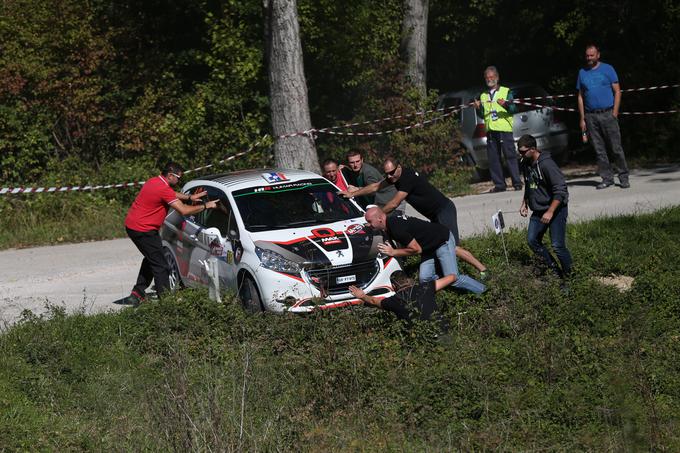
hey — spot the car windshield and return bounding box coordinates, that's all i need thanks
[232,178,363,232]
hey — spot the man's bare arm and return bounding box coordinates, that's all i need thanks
[612,82,621,117]
[349,285,382,307]
[577,91,586,131]
[339,180,387,198]
[381,191,408,214]
[170,199,219,216]
[378,238,422,257]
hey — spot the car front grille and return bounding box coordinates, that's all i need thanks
[305,260,379,295]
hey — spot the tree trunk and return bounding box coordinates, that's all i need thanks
[264,0,319,172]
[400,0,429,98]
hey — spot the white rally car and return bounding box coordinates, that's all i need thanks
[160,169,402,313]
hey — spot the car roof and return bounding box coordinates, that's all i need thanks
[184,168,328,192]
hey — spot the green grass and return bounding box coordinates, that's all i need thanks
[1,207,680,450]
[0,193,128,250]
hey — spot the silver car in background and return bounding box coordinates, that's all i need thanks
[438,83,570,177]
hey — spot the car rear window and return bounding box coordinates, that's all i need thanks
[511,85,552,113]
[232,179,363,232]
[439,96,466,120]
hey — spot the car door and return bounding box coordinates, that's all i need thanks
[191,187,239,291]
[174,186,212,287]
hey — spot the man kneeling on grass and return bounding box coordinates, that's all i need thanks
[349,271,452,332]
[362,207,486,293]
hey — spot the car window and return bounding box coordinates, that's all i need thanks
[439,97,463,118]
[232,179,363,232]
[188,186,235,238]
[511,85,552,113]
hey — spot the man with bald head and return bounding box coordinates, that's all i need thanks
[364,207,485,294]
[341,158,489,279]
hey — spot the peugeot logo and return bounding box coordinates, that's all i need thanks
[336,250,344,257]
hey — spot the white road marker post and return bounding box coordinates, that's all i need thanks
[492,210,509,265]
[200,257,221,302]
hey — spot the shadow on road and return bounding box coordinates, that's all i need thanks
[633,164,680,177]
[567,180,599,187]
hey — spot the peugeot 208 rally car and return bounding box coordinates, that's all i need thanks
[160,169,402,313]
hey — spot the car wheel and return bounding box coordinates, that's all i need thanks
[553,148,572,165]
[164,248,183,291]
[239,275,264,313]
[458,147,476,168]
[474,166,490,182]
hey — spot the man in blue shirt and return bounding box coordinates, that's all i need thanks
[576,44,630,190]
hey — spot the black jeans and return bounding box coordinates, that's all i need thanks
[487,131,522,190]
[433,200,460,244]
[126,227,170,297]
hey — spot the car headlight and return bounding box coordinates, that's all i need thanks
[255,247,301,274]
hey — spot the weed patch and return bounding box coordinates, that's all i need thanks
[1,208,680,450]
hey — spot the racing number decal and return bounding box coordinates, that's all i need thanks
[310,228,342,246]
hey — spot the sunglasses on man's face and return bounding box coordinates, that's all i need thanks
[169,172,182,180]
[384,166,400,177]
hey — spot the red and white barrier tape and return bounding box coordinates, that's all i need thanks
[4,84,678,195]
[2,135,272,195]
[185,135,270,174]
[319,84,680,129]
[512,100,679,115]
[0,182,145,195]
[316,109,458,137]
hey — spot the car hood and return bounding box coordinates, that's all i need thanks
[250,219,384,267]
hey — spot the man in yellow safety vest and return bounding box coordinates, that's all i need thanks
[474,66,522,193]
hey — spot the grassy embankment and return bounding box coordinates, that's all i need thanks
[0,193,128,250]
[1,206,679,450]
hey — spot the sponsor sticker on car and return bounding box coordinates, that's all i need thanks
[261,172,289,183]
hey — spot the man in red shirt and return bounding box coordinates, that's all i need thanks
[123,162,219,305]
[321,158,349,191]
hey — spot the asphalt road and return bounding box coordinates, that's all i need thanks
[1,164,679,326]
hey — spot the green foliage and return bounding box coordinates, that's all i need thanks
[2,0,678,189]
[2,209,680,449]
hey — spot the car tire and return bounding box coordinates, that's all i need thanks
[474,166,490,182]
[553,148,572,165]
[163,247,183,291]
[239,275,264,313]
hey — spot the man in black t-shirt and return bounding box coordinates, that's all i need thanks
[349,270,452,333]
[363,207,486,294]
[339,157,488,279]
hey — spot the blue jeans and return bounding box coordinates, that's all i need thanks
[419,233,486,294]
[527,205,572,277]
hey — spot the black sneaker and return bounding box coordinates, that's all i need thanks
[122,292,144,306]
[620,181,631,189]
[513,184,523,191]
[596,182,614,190]
[488,187,506,193]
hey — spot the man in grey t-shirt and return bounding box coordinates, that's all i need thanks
[346,150,406,215]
